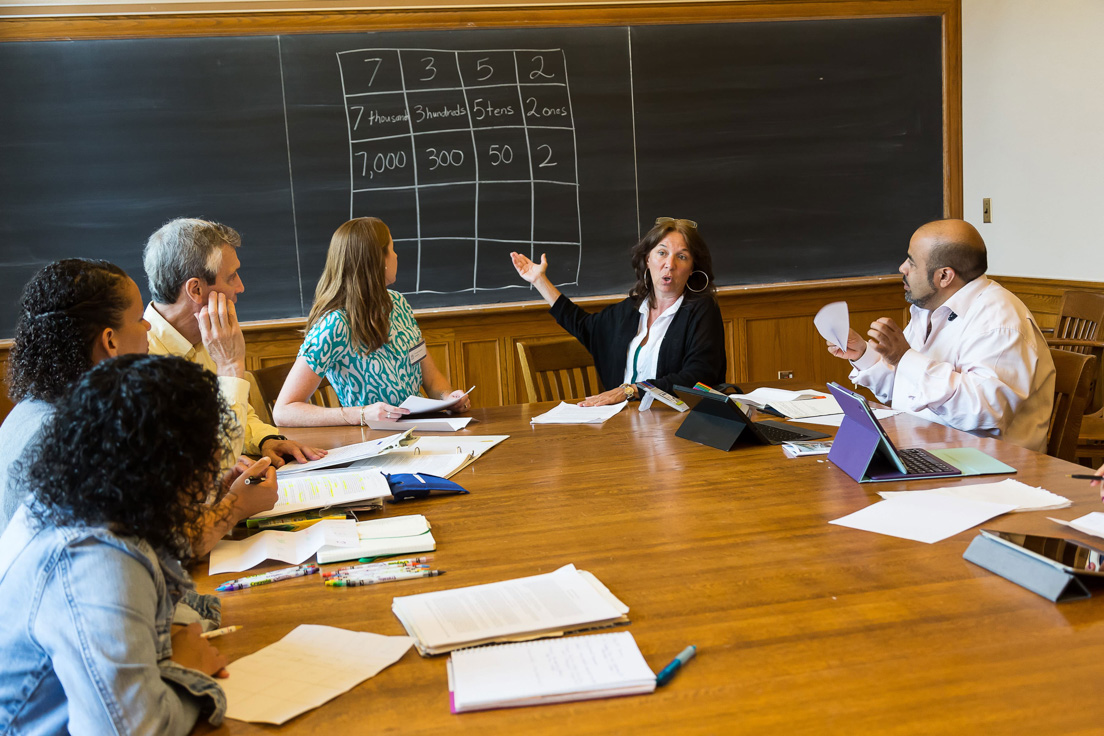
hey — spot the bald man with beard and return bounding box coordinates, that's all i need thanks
[828,219,1055,452]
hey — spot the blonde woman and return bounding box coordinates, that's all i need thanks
[273,218,470,426]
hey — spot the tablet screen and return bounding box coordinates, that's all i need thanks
[981,529,1104,576]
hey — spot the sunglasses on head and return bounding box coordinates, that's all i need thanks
[654,217,698,230]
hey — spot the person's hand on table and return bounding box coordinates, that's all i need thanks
[867,317,910,367]
[578,387,629,407]
[197,292,246,379]
[171,622,229,678]
[224,456,277,519]
[827,328,871,362]
[259,438,327,468]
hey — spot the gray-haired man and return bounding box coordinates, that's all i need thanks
[143,218,325,467]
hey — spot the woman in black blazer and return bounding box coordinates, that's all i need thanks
[510,218,726,406]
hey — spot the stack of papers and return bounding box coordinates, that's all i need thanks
[365,417,473,432]
[797,407,900,428]
[223,624,413,725]
[316,514,435,565]
[392,564,630,656]
[879,479,1071,513]
[448,632,655,713]
[349,435,508,479]
[210,520,360,574]
[782,440,833,458]
[531,402,627,424]
[830,493,1016,544]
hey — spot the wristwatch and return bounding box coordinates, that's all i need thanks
[258,434,287,449]
[620,383,637,401]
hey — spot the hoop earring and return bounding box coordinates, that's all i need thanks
[686,270,709,293]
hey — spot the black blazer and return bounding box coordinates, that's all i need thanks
[549,294,727,394]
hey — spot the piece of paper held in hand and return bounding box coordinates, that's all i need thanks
[815,300,850,351]
[399,386,474,415]
[209,520,359,574]
[223,624,413,725]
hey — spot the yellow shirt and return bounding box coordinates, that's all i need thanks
[144,303,277,457]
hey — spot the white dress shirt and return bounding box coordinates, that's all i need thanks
[850,275,1055,452]
[623,295,684,385]
[144,303,277,458]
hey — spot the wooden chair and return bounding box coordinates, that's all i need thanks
[1045,290,1104,415]
[516,337,600,403]
[247,361,339,426]
[1047,348,1096,463]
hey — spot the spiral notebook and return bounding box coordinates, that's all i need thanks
[447,632,656,713]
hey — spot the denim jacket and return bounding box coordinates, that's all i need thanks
[0,506,227,735]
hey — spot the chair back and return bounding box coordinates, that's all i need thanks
[1046,290,1104,414]
[516,337,600,403]
[1047,348,1096,462]
[248,361,339,426]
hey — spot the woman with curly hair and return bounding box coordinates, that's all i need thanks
[0,259,277,543]
[273,217,470,426]
[0,354,243,732]
[0,258,150,533]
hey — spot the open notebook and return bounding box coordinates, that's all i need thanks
[392,564,629,656]
[447,632,656,713]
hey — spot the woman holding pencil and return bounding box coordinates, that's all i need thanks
[274,217,470,427]
[0,355,259,733]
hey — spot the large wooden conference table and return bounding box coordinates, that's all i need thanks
[194,401,1103,734]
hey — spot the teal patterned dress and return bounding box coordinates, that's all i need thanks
[298,291,424,406]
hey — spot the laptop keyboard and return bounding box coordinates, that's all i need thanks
[756,423,810,443]
[898,448,960,476]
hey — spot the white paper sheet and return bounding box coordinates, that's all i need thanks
[209,520,359,574]
[399,387,473,414]
[316,514,436,564]
[392,564,628,654]
[880,479,1071,513]
[365,417,472,432]
[794,408,900,427]
[223,624,413,725]
[814,300,850,351]
[829,493,1016,544]
[251,469,391,519]
[769,397,842,419]
[276,432,409,476]
[530,401,627,424]
[1050,512,1104,539]
[449,632,656,713]
[727,387,827,408]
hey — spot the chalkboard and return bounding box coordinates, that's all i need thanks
[0,16,944,337]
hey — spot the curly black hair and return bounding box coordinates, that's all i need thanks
[19,354,234,563]
[6,259,132,403]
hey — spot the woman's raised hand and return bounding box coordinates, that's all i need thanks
[510,251,548,284]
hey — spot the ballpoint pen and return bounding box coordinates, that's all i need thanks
[655,645,696,686]
[200,625,243,639]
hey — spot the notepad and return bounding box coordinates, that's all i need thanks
[250,468,392,519]
[448,632,656,713]
[392,563,630,656]
[316,514,436,565]
[276,431,411,476]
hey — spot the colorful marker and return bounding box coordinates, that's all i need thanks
[655,645,696,686]
[326,570,446,587]
[322,556,433,578]
[216,564,319,592]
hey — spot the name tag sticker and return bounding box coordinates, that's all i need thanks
[408,340,427,365]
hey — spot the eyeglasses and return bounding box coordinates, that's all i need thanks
[654,217,698,230]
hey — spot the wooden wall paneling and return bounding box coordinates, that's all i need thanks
[459,339,504,409]
[722,318,738,386]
